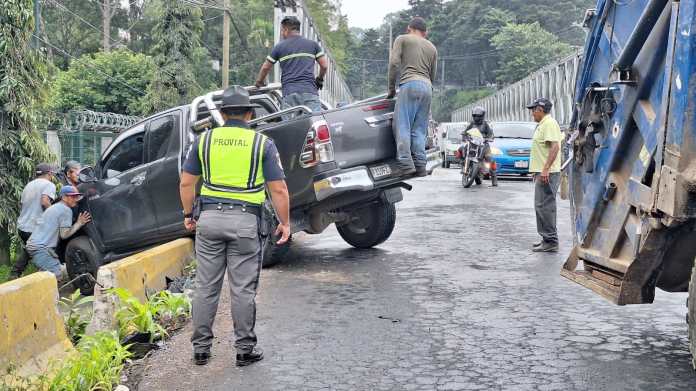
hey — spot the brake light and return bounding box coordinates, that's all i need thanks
[299,120,334,167]
[317,124,330,141]
[362,101,390,112]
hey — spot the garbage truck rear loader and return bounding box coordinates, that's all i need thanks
[562,0,696,368]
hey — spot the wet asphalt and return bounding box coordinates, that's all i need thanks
[136,168,696,391]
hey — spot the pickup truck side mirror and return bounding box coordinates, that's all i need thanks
[78,166,97,183]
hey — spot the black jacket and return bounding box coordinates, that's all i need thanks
[465,121,494,140]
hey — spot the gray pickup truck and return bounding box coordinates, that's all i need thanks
[67,85,440,294]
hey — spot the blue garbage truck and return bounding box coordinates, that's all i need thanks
[561,0,696,367]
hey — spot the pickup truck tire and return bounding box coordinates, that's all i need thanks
[337,200,396,249]
[65,236,103,296]
[262,233,291,268]
[689,258,696,370]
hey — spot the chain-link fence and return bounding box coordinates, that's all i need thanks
[39,110,139,167]
[41,130,117,167]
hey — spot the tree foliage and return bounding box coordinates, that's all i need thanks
[145,0,207,112]
[491,22,573,84]
[49,50,154,115]
[0,0,55,264]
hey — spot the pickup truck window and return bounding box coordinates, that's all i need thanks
[102,131,145,178]
[146,115,175,162]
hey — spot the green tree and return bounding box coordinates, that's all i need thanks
[49,50,154,115]
[0,0,55,265]
[491,22,573,84]
[145,0,206,112]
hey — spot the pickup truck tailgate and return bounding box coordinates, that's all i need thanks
[321,100,396,168]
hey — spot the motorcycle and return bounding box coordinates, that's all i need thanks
[456,128,496,188]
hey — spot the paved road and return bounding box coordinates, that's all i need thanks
[137,169,696,391]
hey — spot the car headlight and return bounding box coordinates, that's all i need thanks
[490,146,503,156]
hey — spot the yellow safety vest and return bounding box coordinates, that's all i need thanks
[198,126,267,205]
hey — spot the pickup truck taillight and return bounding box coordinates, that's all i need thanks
[300,120,334,167]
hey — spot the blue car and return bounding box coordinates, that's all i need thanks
[487,121,537,176]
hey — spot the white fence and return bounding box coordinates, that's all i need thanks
[273,0,353,107]
[452,51,582,126]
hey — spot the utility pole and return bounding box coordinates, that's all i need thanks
[361,60,366,99]
[222,0,231,88]
[389,20,393,57]
[441,58,446,106]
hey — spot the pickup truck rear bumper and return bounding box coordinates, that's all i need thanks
[313,149,441,202]
[314,168,374,202]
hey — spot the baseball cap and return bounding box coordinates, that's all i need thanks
[59,185,83,197]
[526,98,553,111]
[35,163,55,176]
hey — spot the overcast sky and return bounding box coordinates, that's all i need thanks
[341,0,411,29]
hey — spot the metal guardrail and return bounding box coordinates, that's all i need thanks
[273,0,353,108]
[452,50,583,127]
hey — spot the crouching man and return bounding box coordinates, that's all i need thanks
[25,185,91,278]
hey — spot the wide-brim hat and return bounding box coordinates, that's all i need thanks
[220,85,261,110]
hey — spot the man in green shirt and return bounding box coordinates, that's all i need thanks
[527,98,563,252]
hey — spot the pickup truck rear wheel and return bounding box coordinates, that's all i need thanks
[688,258,696,369]
[337,200,396,249]
[65,236,103,296]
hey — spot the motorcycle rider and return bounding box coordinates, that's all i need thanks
[464,107,497,187]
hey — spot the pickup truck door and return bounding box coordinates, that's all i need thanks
[321,100,396,168]
[143,112,186,236]
[257,115,318,206]
[86,124,159,251]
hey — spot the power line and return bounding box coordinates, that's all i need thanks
[49,0,205,91]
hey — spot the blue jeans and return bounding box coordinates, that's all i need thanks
[281,93,322,113]
[29,248,62,278]
[393,80,432,169]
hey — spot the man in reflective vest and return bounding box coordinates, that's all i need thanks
[180,85,290,367]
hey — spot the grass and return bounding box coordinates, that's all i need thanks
[0,259,39,285]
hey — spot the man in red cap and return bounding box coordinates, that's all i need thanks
[25,185,91,278]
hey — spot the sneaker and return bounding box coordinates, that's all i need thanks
[236,348,264,367]
[414,166,427,177]
[532,241,543,248]
[532,242,559,252]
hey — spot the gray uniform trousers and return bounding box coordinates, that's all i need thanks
[534,172,561,245]
[191,208,262,354]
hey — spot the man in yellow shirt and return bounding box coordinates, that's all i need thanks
[527,98,563,252]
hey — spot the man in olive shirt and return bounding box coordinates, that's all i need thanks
[387,17,438,176]
[527,98,563,252]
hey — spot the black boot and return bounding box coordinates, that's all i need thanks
[194,352,210,366]
[236,347,264,367]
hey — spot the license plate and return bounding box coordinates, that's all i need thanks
[514,160,529,168]
[370,164,392,179]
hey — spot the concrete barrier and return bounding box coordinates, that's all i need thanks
[0,272,74,376]
[88,238,194,333]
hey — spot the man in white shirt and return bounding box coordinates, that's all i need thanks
[10,163,57,279]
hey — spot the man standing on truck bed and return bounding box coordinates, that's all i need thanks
[387,17,438,177]
[179,86,291,367]
[254,16,328,113]
[527,98,563,253]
